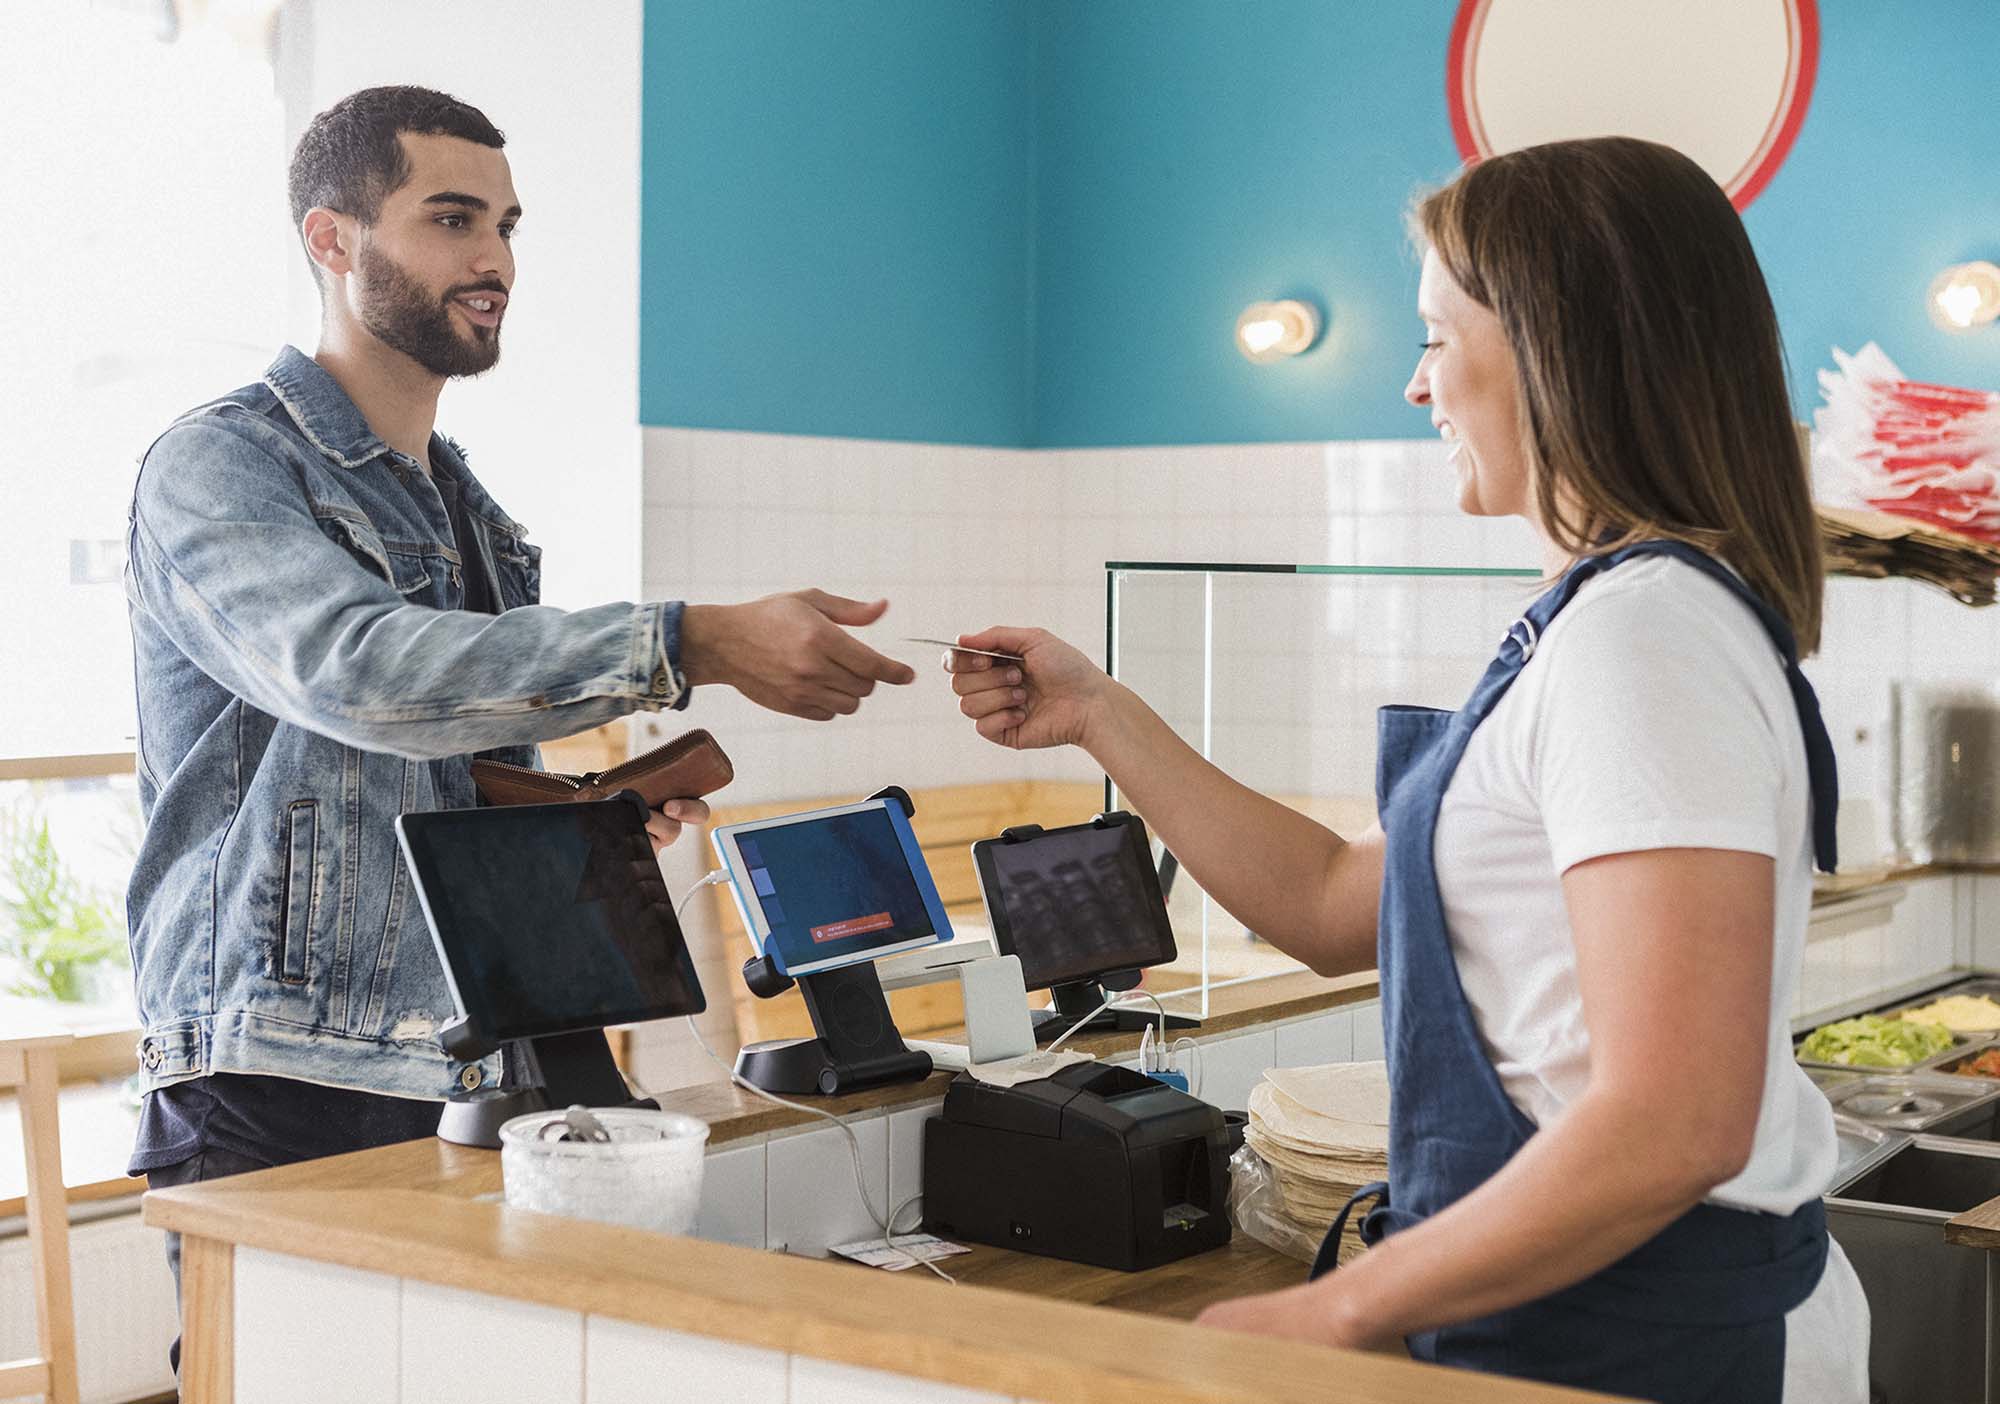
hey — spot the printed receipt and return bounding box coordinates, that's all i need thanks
[828,1232,973,1271]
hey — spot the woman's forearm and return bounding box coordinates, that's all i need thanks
[1081,681,1381,974]
[1320,1092,1724,1342]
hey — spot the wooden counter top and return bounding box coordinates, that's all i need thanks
[1945,1196,2000,1250]
[660,966,1381,1145]
[145,1135,1622,1404]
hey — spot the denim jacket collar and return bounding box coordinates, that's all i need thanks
[261,346,529,540]
[262,345,392,470]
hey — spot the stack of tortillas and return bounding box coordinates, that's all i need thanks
[1243,1061,1390,1267]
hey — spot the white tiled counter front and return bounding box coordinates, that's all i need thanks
[237,1248,1041,1404]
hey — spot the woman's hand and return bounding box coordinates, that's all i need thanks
[1194,1280,1384,1351]
[643,797,711,855]
[945,627,1112,751]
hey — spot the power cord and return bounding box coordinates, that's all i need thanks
[666,872,956,1283]
[1046,991,1117,1052]
[1107,990,1203,1094]
[1110,989,1169,1041]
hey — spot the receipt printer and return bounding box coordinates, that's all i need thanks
[920,1062,1231,1271]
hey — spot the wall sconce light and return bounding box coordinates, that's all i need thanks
[1928,261,2000,332]
[1235,299,1321,363]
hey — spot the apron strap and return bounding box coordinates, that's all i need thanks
[1309,1179,1390,1281]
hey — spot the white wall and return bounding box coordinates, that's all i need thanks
[282,0,644,609]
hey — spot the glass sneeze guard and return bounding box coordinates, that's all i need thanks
[1105,561,1543,1016]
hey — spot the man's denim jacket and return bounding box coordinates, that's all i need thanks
[124,347,686,1100]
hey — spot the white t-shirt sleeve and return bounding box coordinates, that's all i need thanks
[1525,575,1790,874]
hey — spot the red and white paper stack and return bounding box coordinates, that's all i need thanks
[1814,343,2000,544]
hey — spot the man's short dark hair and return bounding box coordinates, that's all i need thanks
[288,85,505,238]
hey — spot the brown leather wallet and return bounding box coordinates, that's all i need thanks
[470,729,734,809]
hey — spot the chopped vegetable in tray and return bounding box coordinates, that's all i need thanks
[1898,994,2000,1032]
[1951,1048,2000,1080]
[1798,1014,1953,1067]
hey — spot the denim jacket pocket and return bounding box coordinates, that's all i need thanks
[275,798,319,985]
[381,544,442,598]
[317,506,394,581]
[491,533,542,608]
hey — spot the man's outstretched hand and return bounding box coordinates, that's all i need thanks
[680,590,916,721]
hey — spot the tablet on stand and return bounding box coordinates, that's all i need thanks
[973,811,1199,1042]
[710,786,949,1096]
[396,792,707,1146]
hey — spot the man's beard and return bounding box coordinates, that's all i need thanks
[355,239,502,378]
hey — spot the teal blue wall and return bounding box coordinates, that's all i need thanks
[639,1,1034,445]
[641,0,2000,447]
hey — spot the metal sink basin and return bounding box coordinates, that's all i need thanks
[1827,1137,2000,1402]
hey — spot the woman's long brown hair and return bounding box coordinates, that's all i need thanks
[1415,137,1823,654]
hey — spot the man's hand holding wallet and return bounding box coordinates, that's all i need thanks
[471,729,734,856]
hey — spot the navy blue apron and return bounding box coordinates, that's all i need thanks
[1309,541,1838,1404]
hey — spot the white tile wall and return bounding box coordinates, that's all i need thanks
[223,1249,1100,1404]
[586,1318,787,1404]
[695,1136,768,1249]
[1191,1031,1276,1112]
[0,1209,178,1404]
[765,1114,889,1257]
[399,1280,584,1404]
[1974,877,2000,971]
[1273,1009,1355,1067]
[639,429,1536,813]
[237,1248,401,1402]
[1352,1001,1386,1061]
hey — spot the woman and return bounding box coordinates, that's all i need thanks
[944,137,1868,1403]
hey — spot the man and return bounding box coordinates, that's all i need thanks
[123,86,914,1315]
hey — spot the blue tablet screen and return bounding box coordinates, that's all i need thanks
[733,805,942,973]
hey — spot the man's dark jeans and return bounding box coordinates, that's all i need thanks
[147,1146,276,1376]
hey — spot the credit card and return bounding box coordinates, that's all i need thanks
[902,637,1026,663]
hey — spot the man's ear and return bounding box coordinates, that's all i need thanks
[301,207,354,280]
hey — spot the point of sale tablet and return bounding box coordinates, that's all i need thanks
[710,797,954,977]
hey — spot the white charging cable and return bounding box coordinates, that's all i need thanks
[1046,990,1118,1052]
[1112,988,1169,1042]
[667,872,955,1283]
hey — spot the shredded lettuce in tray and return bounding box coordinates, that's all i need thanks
[1799,1013,1954,1067]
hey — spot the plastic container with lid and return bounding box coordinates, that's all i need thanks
[499,1107,710,1235]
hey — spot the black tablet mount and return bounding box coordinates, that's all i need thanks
[435,1022,657,1148]
[995,818,1200,1043]
[732,785,935,1097]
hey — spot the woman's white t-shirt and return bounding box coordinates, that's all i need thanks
[1431,554,1867,1399]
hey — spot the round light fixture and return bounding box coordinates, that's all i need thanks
[1927,261,2000,332]
[1235,299,1321,363]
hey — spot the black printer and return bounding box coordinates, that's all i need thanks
[921,1062,1232,1271]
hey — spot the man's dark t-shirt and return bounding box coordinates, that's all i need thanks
[130,470,497,1175]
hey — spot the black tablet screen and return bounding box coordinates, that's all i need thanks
[981,818,1176,990]
[399,802,705,1042]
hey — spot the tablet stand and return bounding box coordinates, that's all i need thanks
[732,783,934,1097]
[1031,969,1199,1043]
[735,961,934,1096]
[436,1026,657,1148]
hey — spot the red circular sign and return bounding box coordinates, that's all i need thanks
[1446,0,1818,211]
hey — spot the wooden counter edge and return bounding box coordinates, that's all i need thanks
[144,1180,1622,1404]
[1946,1197,2000,1249]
